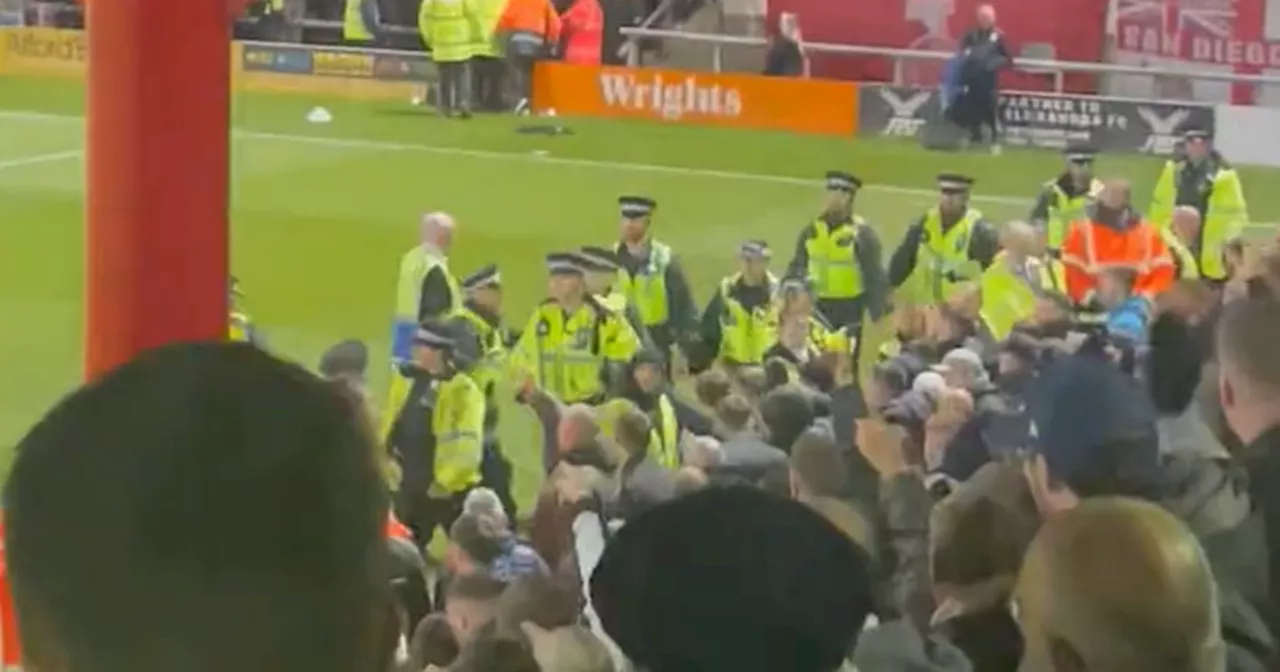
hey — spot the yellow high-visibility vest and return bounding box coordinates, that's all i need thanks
[805,217,866,300]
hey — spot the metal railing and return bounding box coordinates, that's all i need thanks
[619,26,1280,91]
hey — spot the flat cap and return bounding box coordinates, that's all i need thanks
[590,487,873,672]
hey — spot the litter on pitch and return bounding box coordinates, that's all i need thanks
[307,107,333,124]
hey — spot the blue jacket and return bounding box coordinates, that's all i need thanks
[940,53,964,110]
[489,536,548,582]
[1107,297,1151,344]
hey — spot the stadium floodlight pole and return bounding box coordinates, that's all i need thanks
[83,0,242,379]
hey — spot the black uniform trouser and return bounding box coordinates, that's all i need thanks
[436,59,473,115]
[471,55,505,111]
[480,437,519,520]
[649,324,677,377]
[957,84,999,143]
[395,488,471,549]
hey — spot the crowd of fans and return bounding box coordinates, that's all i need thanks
[5,232,1280,672]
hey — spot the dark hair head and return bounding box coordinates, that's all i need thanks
[695,369,733,408]
[450,513,508,566]
[1218,294,1280,396]
[410,614,459,669]
[715,393,754,432]
[759,385,816,455]
[497,572,581,630]
[613,408,653,457]
[5,342,388,672]
[450,627,540,672]
[789,431,848,497]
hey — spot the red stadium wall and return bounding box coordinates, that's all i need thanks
[766,0,1110,93]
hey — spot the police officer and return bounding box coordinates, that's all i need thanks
[388,319,485,547]
[227,276,263,346]
[697,240,779,370]
[613,196,698,372]
[579,245,653,348]
[786,170,888,334]
[421,0,479,118]
[1029,144,1104,257]
[342,0,381,43]
[1148,128,1250,283]
[512,252,641,404]
[623,350,682,469]
[385,212,462,439]
[889,173,1001,306]
[454,264,520,518]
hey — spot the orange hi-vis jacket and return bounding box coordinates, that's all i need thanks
[0,518,20,671]
[386,512,412,541]
[1061,214,1175,304]
[497,0,562,42]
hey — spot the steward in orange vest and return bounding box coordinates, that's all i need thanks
[1061,180,1175,306]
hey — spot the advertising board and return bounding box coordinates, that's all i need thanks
[857,85,1214,156]
[0,27,85,77]
[532,62,859,136]
[0,29,430,101]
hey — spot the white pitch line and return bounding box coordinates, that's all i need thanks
[0,108,1032,206]
[0,108,1275,230]
[0,149,81,172]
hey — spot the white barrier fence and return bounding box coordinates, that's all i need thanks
[619,27,1280,93]
[1215,105,1280,168]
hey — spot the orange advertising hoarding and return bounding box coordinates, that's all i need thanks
[532,62,859,136]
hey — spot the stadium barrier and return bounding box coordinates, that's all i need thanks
[1214,105,1280,168]
[530,61,858,136]
[617,27,1280,92]
[0,27,433,101]
[858,84,1215,157]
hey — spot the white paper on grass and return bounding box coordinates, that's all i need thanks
[306,107,333,124]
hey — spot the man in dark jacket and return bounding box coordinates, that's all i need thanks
[609,406,675,520]
[1217,295,1280,646]
[706,394,788,488]
[954,4,1010,151]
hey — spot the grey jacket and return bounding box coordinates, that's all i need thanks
[853,619,972,672]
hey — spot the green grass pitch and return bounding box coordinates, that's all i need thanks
[2,74,1279,511]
